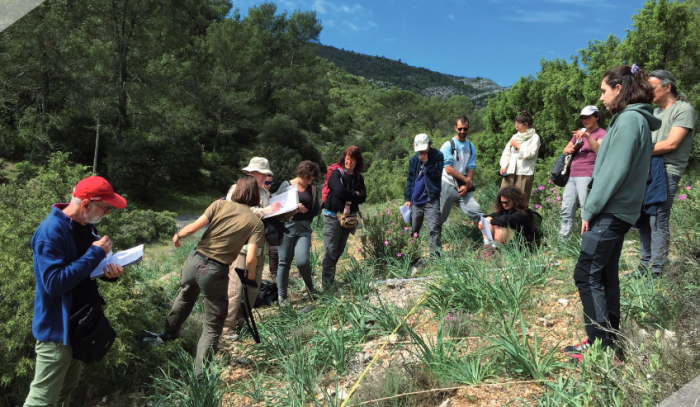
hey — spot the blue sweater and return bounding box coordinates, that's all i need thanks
[31,205,107,345]
[405,148,444,203]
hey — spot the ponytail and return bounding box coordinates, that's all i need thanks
[603,64,654,114]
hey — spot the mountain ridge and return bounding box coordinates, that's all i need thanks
[317,44,507,107]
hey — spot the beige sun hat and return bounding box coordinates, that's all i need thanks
[242,157,273,175]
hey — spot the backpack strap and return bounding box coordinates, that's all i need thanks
[449,138,458,162]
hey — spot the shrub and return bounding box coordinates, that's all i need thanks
[100,207,177,251]
[359,202,422,266]
[363,158,409,204]
[0,153,184,404]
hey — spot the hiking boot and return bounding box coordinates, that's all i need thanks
[222,333,240,342]
[278,296,291,307]
[563,338,590,353]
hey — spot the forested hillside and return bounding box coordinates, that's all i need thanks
[0,0,477,202]
[318,44,506,106]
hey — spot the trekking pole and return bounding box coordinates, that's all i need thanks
[235,268,261,344]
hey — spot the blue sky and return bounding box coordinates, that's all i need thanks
[230,0,647,86]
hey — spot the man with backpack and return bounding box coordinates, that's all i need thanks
[439,115,484,224]
[404,133,444,259]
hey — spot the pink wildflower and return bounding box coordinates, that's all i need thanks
[404,227,409,231]
[546,197,551,203]
[535,204,541,209]
[391,222,395,226]
[538,185,545,191]
[397,253,402,257]
[384,240,389,246]
[386,230,391,234]
[687,185,693,190]
[412,232,418,238]
[678,194,687,201]
[547,179,552,184]
[410,239,415,243]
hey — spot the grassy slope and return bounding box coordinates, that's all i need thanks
[101,189,700,406]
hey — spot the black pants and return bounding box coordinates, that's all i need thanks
[573,214,631,349]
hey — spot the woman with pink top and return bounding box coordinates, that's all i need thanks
[558,105,607,239]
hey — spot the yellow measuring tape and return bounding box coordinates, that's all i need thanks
[340,295,427,407]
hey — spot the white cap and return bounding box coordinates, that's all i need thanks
[579,105,599,116]
[242,157,273,175]
[413,133,430,152]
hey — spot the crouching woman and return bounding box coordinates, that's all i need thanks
[479,185,541,250]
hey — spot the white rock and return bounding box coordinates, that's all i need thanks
[557,298,569,307]
[410,267,419,277]
[664,329,676,339]
[438,399,451,407]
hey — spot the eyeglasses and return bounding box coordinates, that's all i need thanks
[500,200,509,205]
[457,127,470,132]
[264,181,273,185]
[91,201,111,213]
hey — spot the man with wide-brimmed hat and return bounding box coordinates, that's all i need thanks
[24,176,127,406]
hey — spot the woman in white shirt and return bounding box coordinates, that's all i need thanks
[499,110,541,206]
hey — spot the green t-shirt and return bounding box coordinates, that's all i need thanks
[652,101,697,177]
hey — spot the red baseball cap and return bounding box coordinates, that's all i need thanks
[72,176,127,209]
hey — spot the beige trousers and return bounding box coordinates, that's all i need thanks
[223,251,264,335]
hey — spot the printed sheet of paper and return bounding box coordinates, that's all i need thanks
[400,205,411,223]
[480,216,493,242]
[90,244,144,279]
[264,185,298,219]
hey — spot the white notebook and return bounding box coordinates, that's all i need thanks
[90,244,144,279]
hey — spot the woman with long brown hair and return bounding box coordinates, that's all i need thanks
[322,146,367,290]
[567,64,661,362]
[478,185,540,247]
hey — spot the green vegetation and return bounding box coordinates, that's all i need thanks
[2,0,700,405]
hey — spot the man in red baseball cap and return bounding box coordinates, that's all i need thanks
[24,176,127,406]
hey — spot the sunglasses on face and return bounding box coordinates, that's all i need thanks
[500,200,509,205]
[264,181,273,185]
[457,127,470,132]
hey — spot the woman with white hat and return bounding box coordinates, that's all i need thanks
[559,106,607,239]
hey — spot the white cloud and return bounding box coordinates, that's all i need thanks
[503,9,579,23]
[324,19,335,27]
[368,20,378,28]
[313,0,327,14]
[447,14,455,20]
